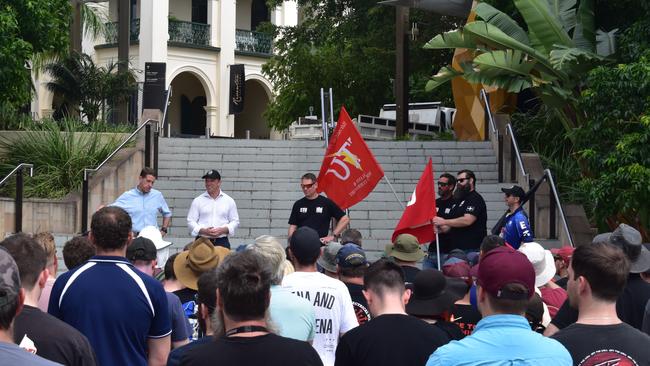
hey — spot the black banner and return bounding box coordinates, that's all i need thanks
[143,62,166,110]
[229,64,245,114]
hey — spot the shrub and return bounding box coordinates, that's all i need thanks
[0,120,123,198]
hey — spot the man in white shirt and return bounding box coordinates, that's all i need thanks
[283,227,358,366]
[187,170,240,248]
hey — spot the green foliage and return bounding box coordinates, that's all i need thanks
[262,0,457,130]
[0,122,123,199]
[0,0,71,111]
[46,52,137,123]
[3,117,133,133]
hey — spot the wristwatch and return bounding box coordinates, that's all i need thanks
[160,227,168,233]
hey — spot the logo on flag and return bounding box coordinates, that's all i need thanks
[391,158,437,243]
[317,107,384,209]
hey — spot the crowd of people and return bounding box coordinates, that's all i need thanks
[1,168,650,366]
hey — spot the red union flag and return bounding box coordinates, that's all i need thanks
[392,158,437,243]
[317,106,384,209]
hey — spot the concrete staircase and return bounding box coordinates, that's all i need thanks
[152,138,515,257]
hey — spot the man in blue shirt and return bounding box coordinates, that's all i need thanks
[111,167,172,235]
[499,185,533,249]
[49,207,171,366]
[426,247,571,366]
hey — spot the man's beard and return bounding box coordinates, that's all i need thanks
[453,184,471,200]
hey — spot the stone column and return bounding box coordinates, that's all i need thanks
[216,0,236,137]
[138,0,169,79]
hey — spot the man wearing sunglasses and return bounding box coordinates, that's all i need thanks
[424,173,457,269]
[288,173,350,244]
[433,170,487,254]
[499,185,533,250]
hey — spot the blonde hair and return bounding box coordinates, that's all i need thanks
[33,232,56,267]
[249,235,287,285]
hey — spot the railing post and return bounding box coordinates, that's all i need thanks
[498,134,504,183]
[15,168,24,233]
[82,174,89,233]
[153,122,159,176]
[549,187,557,239]
[528,178,535,234]
[145,123,152,168]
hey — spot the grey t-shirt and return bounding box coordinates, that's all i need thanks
[167,292,191,342]
[0,341,63,366]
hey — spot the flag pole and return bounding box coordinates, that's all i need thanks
[435,230,441,270]
[383,176,405,210]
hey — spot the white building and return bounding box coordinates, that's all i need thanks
[32,0,298,139]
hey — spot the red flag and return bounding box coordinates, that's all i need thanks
[317,106,384,209]
[391,158,437,243]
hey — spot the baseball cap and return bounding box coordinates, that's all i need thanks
[443,257,472,282]
[0,247,21,309]
[385,234,426,262]
[127,237,157,261]
[592,223,650,273]
[336,244,368,268]
[501,185,525,199]
[290,227,322,264]
[317,242,343,273]
[477,246,535,300]
[202,170,221,180]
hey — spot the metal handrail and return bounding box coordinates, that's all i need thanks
[0,163,34,187]
[480,89,498,137]
[506,123,528,179]
[81,119,158,232]
[545,169,575,248]
[161,87,172,137]
[0,163,34,233]
[83,118,157,180]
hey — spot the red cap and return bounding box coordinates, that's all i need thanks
[477,247,535,300]
[550,246,574,265]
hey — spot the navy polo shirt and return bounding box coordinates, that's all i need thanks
[49,256,171,366]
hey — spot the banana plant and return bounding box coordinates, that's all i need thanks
[425,0,607,134]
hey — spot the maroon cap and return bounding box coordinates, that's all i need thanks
[477,246,535,300]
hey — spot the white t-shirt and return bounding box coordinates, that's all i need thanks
[282,271,359,366]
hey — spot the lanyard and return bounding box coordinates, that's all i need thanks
[224,325,269,337]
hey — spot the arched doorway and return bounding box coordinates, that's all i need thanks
[234,78,271,139]
[169,72,208,136]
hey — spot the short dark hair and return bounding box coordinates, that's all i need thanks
[485,283,530,314]
[457,169,476,185]
[140,167,157,178]
[571,243,629,302]
[480,235,505,256]
[90,206,132,250]
[439,173,456,186]
[197,269,218,315]
[363,259,405,298]
[340,229,362,247]
[164,253,180,280]
[216,251,272,321]
[340,264,368,278]
[62,236,95,270]
[301,173,317,182]
[0,233,47,291]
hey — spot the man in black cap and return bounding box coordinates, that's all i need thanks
[126,237,191,349]
[187,169,240,248]
[499,185,533,249]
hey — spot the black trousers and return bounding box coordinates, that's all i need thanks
[196,236,230,249]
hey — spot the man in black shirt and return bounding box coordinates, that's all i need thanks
[433,169,487,253]
[1,234,96,366]
[425,173,457,269]
[288,173,349,244]
[335,259,449,366]
[181,250,322,366]
[336,244,372,325]
[552,242,650,365]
